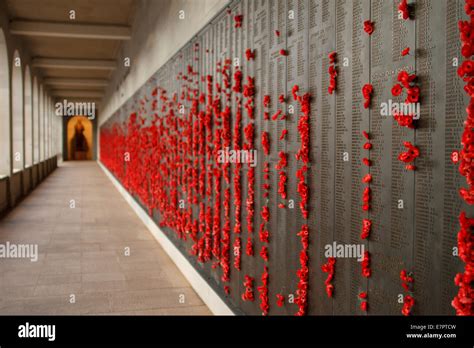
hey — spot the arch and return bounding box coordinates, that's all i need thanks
[12,50,23,172]
[0,29,10,176]
[67,116,93,160]
[33,77,39,164]
[24,65,32,167]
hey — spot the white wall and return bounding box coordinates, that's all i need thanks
[99,0,230,125]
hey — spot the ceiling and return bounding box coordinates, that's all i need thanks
[5,0,138,106]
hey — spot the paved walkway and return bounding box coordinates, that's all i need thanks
[0,161,210,315]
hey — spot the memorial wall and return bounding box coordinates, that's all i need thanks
[99,0,474,315]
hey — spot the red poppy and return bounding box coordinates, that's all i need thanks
[280,49,288,56]
[402,295,415,316]
[398,141,420,165]
[234,14,243,28]
[245,48,255,61]
[362,174,372,183]
[263,95,271,108]
[276,294,285,307]
[362,83,374,109]
[398,0,410,20]
[392,83,403,96]
[361,219,372,239]
[272,110,282,121]
[292,85,300,100]
[364,20,374,35]
[401,47,410,56]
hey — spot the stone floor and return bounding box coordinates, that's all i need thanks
[0,161,211,315]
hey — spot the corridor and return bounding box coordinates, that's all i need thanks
[0,0,471,320]
[0,162,210,315]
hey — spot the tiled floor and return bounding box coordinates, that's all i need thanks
[0,161,211,315]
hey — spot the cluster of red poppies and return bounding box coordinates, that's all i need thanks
[294,224,310,316]
[400,269,414,292]
[232,97,243,272]
[295,93,311,165]
[402,295,415,316]
[243,77,255,119]
[394,113,415,129]
[261,131,270,155]
[257,266,269,315]
[392,71,420,104]
[321,257,336,298]
[457,3,474,208]
[297,166,309,219]
[328,52,337,95]
[242,275,255,302]
[358,220,371,242]
[359,292,368,312]
[263,95,270,108]
[293,89,311,221]
[398,141,420,171]
[221,188,231,282]
[243,76,256,258]
[361,131,373,212]
[278,171,287,202]
[362,84,373,109]
[233,70,243,93]
[452,212,474,315]
[361,251,371,278]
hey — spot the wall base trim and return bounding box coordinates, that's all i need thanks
[98,161,234,316]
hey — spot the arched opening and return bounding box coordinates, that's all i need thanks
[0,29,10,177]
[67,116,93,160]
[12,50,23,172]
[24,65,32,167]
[39,84,44,162]
[44,95,49,159]
[33,77,39,164]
